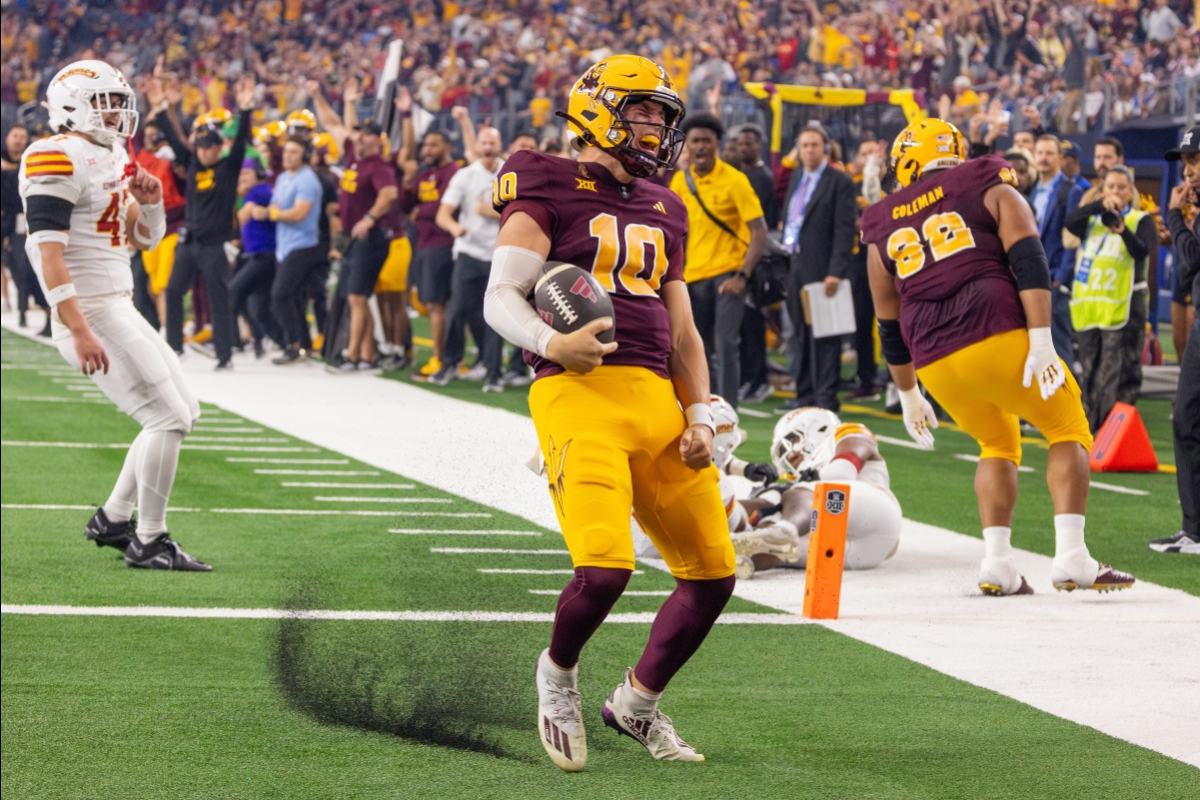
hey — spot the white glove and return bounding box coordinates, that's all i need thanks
[898,385,938,450]
[1022,327,1065,400]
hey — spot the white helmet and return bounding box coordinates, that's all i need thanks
[710,395,746,471]
[771,407,840,478]
[45,60,138,147]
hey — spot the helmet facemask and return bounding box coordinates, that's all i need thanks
[565,89,685,179]
[67,89,138,146]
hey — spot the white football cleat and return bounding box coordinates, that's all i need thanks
[1051,554,1135,593]
[601,668,704,762]
[729,520,802,562]
[535,649,587,772]
[977,556,1033,596]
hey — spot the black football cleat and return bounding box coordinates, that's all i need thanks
[84,507,135,552]
[124,534,212,571]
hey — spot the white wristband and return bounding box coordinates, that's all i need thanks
[684,402,715,433]
[135,201,167,249]
[45,283,77,307]
[1028,326,1053,349]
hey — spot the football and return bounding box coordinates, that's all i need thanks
[533,262,616,343]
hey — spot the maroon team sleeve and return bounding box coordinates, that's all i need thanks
[662,236,686,285]
[499,199,556,241]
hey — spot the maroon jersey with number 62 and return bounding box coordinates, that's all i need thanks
[860,155,1027,368]
[494,150,688,380]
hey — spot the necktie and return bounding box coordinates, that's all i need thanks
[784,173,812,252]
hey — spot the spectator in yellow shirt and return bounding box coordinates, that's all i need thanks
[670,113,767,408]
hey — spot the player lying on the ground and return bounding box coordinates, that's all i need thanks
[485,54,735,771]
[725,407,902,579]
[19,59,210,571]
[859,118,1134,596]
[710,394,777,533]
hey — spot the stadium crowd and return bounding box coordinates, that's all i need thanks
[0,0,1197,405]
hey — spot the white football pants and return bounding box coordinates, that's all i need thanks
[792,480,903,570]
[54,293,199,539]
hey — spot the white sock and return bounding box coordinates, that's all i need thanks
[104,431,146,523]
[624,676,661,716]
[1053,514,1088,559]
[134,430,184,542]
[982,526,1013,560]
[540,653,578,688]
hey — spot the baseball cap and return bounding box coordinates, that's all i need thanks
[1166,125,1200,161]
[1060,140,1082,160]
[356,120,384,136]
[195,128,224,147]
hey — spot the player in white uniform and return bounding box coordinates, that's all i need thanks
[19,60,209,571]
[710,395,777,533]
[730,408,902,579]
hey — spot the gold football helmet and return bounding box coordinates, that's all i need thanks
[563,54,685,178]
[286,109,317,135]
[312,131,340,163]
[193,107,232,131]
[889,118,968,188]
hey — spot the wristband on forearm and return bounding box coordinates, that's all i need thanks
[137,201,167,248]
[684,402,716,433]
[45,282,77,307]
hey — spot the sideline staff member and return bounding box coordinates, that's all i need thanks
[670,112,766,407]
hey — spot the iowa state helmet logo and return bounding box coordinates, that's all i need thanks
[825,490,847,515]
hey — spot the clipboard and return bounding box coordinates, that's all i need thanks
[801,280,857,338]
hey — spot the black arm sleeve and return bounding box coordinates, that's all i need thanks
[154,112,191,171]
[878,317,912,366]
[226,109,252,173]
[1064,199,1104,238]
[24,195,74,232]
[1007,235,1053,291]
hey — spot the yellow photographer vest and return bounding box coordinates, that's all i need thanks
[1070,208,1147,332]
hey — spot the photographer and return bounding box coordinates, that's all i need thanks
[1063,165,1158,432]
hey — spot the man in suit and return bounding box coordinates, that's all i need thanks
[776,126,858,413]
[1031,134,1085,366]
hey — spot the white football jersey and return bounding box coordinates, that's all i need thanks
[19,133,134,297]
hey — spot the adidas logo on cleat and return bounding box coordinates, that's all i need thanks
[543,715,574,761]
[619,713,652,745]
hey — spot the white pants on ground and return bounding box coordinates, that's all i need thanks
[54,293,198,538]
[792,480,903,570]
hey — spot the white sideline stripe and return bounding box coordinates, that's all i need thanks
[479,569,643,575]
[313,495,451,504]
[956,454,1035,473]
[2,440,128,449]
[65,384,98,391]
[529,590,671,596]
[257,470,382,476]
[875,434,927,450]
[0,396,110,404]
[0,604,801,625]
[184,445,319,452]
[1090,481,1151,496]
[0,503,488,518]
[390,529,541,536]
[0,364,71,371]
[431,548,569,555]
[230,457,349,464]
[51,377,92,383]
[192,427,264,433]
[187,436,289,443]
[0,441,318,452]
[738,407,771,418]
[282,482,415,488]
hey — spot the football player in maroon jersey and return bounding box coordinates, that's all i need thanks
[860,118,1134,598]
[484,55,736,771]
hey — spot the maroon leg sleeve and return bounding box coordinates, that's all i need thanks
[548,566,632,669]
[633,575,736,693]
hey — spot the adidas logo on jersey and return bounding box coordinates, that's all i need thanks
[653,201,666,215]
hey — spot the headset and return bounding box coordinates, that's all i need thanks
[284,134,313,164]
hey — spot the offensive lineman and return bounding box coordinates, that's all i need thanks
[19,60,209,571]
[860,119,1133,596]
[484,55,735,770]
[728,408,902,579]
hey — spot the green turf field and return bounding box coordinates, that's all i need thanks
[3,328,1197,798]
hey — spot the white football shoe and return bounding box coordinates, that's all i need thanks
[601,668,704,761]
[535,649,587,772]
[729,519,802,562]
[977,556,1034,596]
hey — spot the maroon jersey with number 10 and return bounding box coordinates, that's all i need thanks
[494,149,689,380]
[860,155,1028,368]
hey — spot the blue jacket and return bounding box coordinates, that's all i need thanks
[1033,175,1086,285]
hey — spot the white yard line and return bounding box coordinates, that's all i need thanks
[312,496,451,504]
[875,434,928,450]
[281,482,415,488]
[257,470,381,476]
[1090,481,1151,496]
[1,504,488,518]
[187,436,290,443]
[193,427,265,433]
[0,604,799,625]
[390,529,542,536]
[431,548,569,555]
[229,457,349,464]
[478,569,645,575]
[955,453,1035,473]
[4,318,1197,768]
[0,396,111,404]
[529,590,671,597]
[737,407,771,418]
